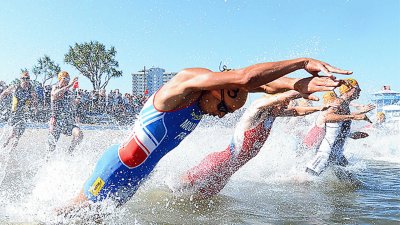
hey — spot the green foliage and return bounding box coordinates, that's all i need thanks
[32,55,61,86]
[64,41,123,90]
[10,78,20,86]
[20,68,29,73]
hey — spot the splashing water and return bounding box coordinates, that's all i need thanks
[0,113,399,224]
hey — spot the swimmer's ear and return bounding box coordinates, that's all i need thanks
[300,93,319,101]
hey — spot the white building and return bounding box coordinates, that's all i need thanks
[132,67,177,96]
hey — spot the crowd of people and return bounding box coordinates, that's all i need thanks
[0,71,148,153]
[0,76,148,125]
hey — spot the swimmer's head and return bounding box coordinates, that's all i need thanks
[322,91,337,104]
[20,71,30,79]
[19,72,31,87]
[339,78,359,94]
[376,112,386,123]
[58,71,70,87]
[58,71,70,81]
[199,89,247,118]
[338,78,361,100]
[20,72,30,81]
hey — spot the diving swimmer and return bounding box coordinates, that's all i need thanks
[0,72,38,150]
[66,58,352,207]
[47,71,83,153]
[305,78,374,176]
[178,90,330,199]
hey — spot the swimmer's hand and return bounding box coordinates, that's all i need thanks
[299,93,319,101]
[364,115,373,123]
[354,114,372,123]
[348,131,369,139]
[68,77,79,88]
[303,58,352,78]
[294,76,341,96]
[323,101,341,110]
[354,104,376,114]
[319,105,331,111]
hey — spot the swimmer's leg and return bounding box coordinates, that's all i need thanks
[55,190,89,216]
[57,145,121,215]
[82,144,135,204]
[2,122,24,149]
[306,141,332,176]
[2,133,14,148]
[47,130,61,152]
[68,127,83,153]
[180,148,232,199]
[10,123,25,150]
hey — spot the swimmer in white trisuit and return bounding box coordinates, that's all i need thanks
[305,78,374,176]
[178,90,330,199]
[303,91,374,150]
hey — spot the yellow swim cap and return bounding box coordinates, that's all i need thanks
[339,78,359,94]
[58,71,70,81]
[322,91,337,104]
[376,112,385,119]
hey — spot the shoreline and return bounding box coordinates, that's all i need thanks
[0,122,130,131]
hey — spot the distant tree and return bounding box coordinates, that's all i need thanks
[10,78,20,86]
[64,41,123,90]
[20,68,29,73]
[32,55,61,86]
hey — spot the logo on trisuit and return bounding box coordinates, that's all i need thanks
[89,177,105,196]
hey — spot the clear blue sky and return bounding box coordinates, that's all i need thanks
[0,0,399,102]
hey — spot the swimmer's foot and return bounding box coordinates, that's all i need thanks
[54,200,89,217]
[54,191,89,216]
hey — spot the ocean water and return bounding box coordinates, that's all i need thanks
[0,115,399,224]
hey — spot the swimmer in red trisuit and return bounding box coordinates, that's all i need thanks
[178,90,330,199]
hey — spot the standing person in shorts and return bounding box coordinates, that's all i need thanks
[47,71,83,153]
[0,72,38,150]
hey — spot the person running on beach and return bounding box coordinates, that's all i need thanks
[47,71,83,153]
[0,72,38,150]
[305,79,374,176]
[177,90,330,199]
[65,58,351,208]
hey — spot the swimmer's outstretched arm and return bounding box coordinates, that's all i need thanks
[251,76,341,99]
[0,85,16,100]
[351,103,375,115]
[182,58,351,92]
[236,90,301,129]
[324,112,371,123]
[279,105,329,117]
[253,90,301,110]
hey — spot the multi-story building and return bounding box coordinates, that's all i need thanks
[131,67,177,96]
